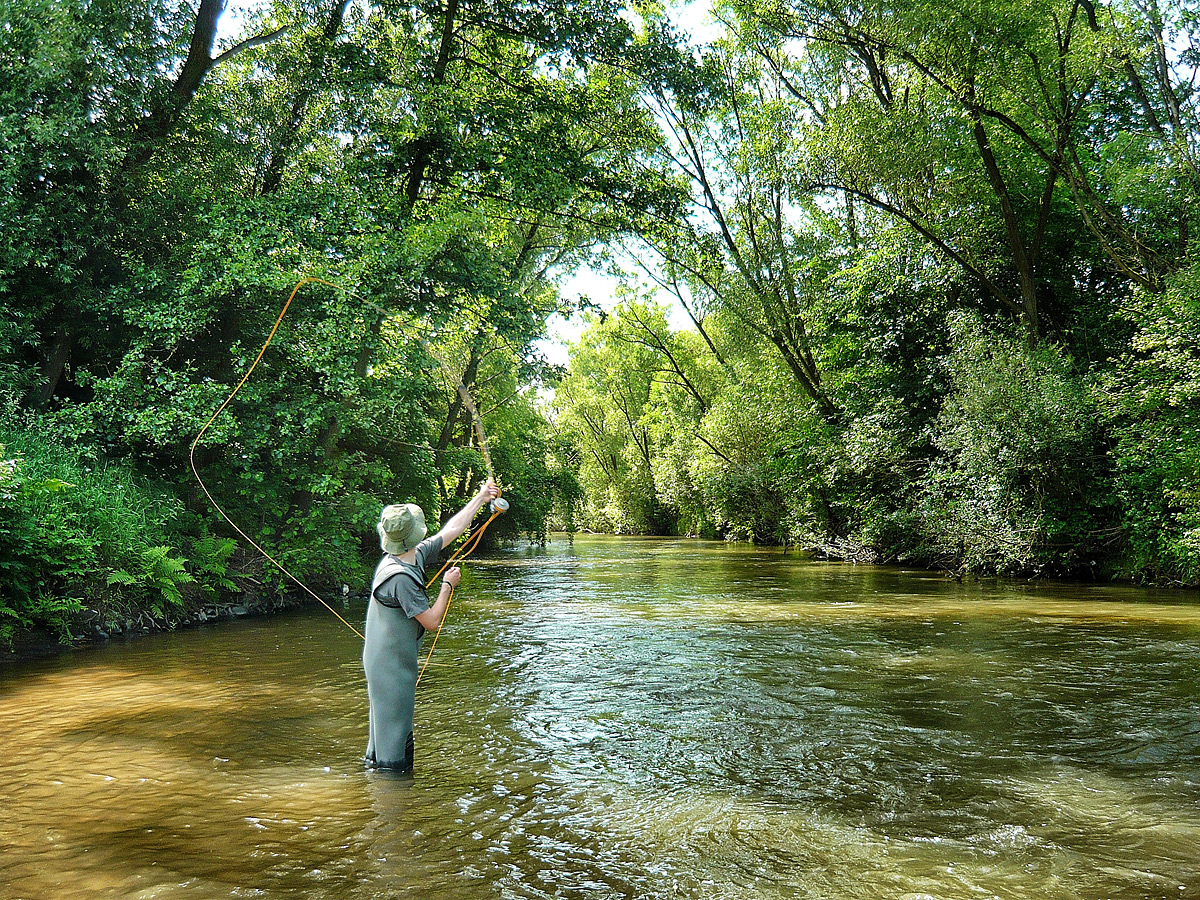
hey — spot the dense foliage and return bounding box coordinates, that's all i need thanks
[554,0,1200,585]
[3,0,1197,649]
[0,0,685,645]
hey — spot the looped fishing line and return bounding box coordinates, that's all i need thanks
[189,277,367,640]
[190,276,505,656]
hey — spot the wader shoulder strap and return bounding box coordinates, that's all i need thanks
[370,556,426,608]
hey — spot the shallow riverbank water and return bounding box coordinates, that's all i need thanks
[2,535,1199,899]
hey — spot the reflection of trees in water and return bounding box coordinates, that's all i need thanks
[4,539,1200,898]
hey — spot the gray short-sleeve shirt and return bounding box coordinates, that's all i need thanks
[373,535,444,623]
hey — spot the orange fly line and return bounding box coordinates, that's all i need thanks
[189,276,506,662]
[188,277,367,640]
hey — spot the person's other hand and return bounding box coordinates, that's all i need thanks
[443,566,462,589]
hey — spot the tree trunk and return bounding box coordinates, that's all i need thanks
[435,330,485,453]
[25,325,75,408]
[121,0,227,173]
[970,113,1040,340]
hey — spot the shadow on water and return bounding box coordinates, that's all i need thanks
[2,535,1199,899]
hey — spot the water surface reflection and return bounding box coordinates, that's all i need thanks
[2,536,1198,899]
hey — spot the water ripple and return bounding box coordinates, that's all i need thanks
[2,536,1199,899]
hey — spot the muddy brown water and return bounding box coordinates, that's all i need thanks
[2,536,1199,899]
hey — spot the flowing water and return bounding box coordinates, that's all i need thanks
[2,535,1199,900]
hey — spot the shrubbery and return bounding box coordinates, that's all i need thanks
[916,315,1113,575]
[1097,268,1200,585]
[554,293,1200,586]
[0,424,242,646]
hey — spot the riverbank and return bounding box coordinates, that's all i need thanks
[7,531,1199,661]
[1,590,335,663]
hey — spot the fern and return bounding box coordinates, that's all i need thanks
[27,593,83,644]
[191,534,239,593]
[0,606,20,650]
[140,546,194,609]
[105,548,194,616]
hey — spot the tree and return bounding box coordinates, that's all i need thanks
[0,0,696,640]
[554,300,674,532]
[719,0,1198,339]
[639,37,843,419]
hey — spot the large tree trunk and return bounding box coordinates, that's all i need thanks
[25,325,75,408]
[121,0,226,173]
[120,0,293,177]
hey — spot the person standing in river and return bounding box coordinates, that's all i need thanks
[363,478,501,773]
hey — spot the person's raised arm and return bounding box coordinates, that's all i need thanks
[433,478,499,546]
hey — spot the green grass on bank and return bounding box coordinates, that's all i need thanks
[0,424,244,647]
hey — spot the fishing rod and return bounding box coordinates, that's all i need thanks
[415,490,509,686]
[189,275,511,648]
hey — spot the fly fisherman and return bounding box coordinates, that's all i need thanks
[363,478,500,773]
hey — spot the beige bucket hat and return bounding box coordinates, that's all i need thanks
[377,503,427,555]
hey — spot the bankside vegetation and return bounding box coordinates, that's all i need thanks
[0,0,687,646]
[554,0,1200,585]
[2,0,1197,650]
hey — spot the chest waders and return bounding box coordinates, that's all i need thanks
[362,556,428,772]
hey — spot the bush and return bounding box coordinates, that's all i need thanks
[0,423,228,644]
[917,314,1113,575]
[1096,271,1200,584]
[0,443,81,644]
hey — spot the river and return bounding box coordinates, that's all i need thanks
[2,535,1198,899]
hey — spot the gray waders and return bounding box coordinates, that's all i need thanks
[362,556,427,772]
